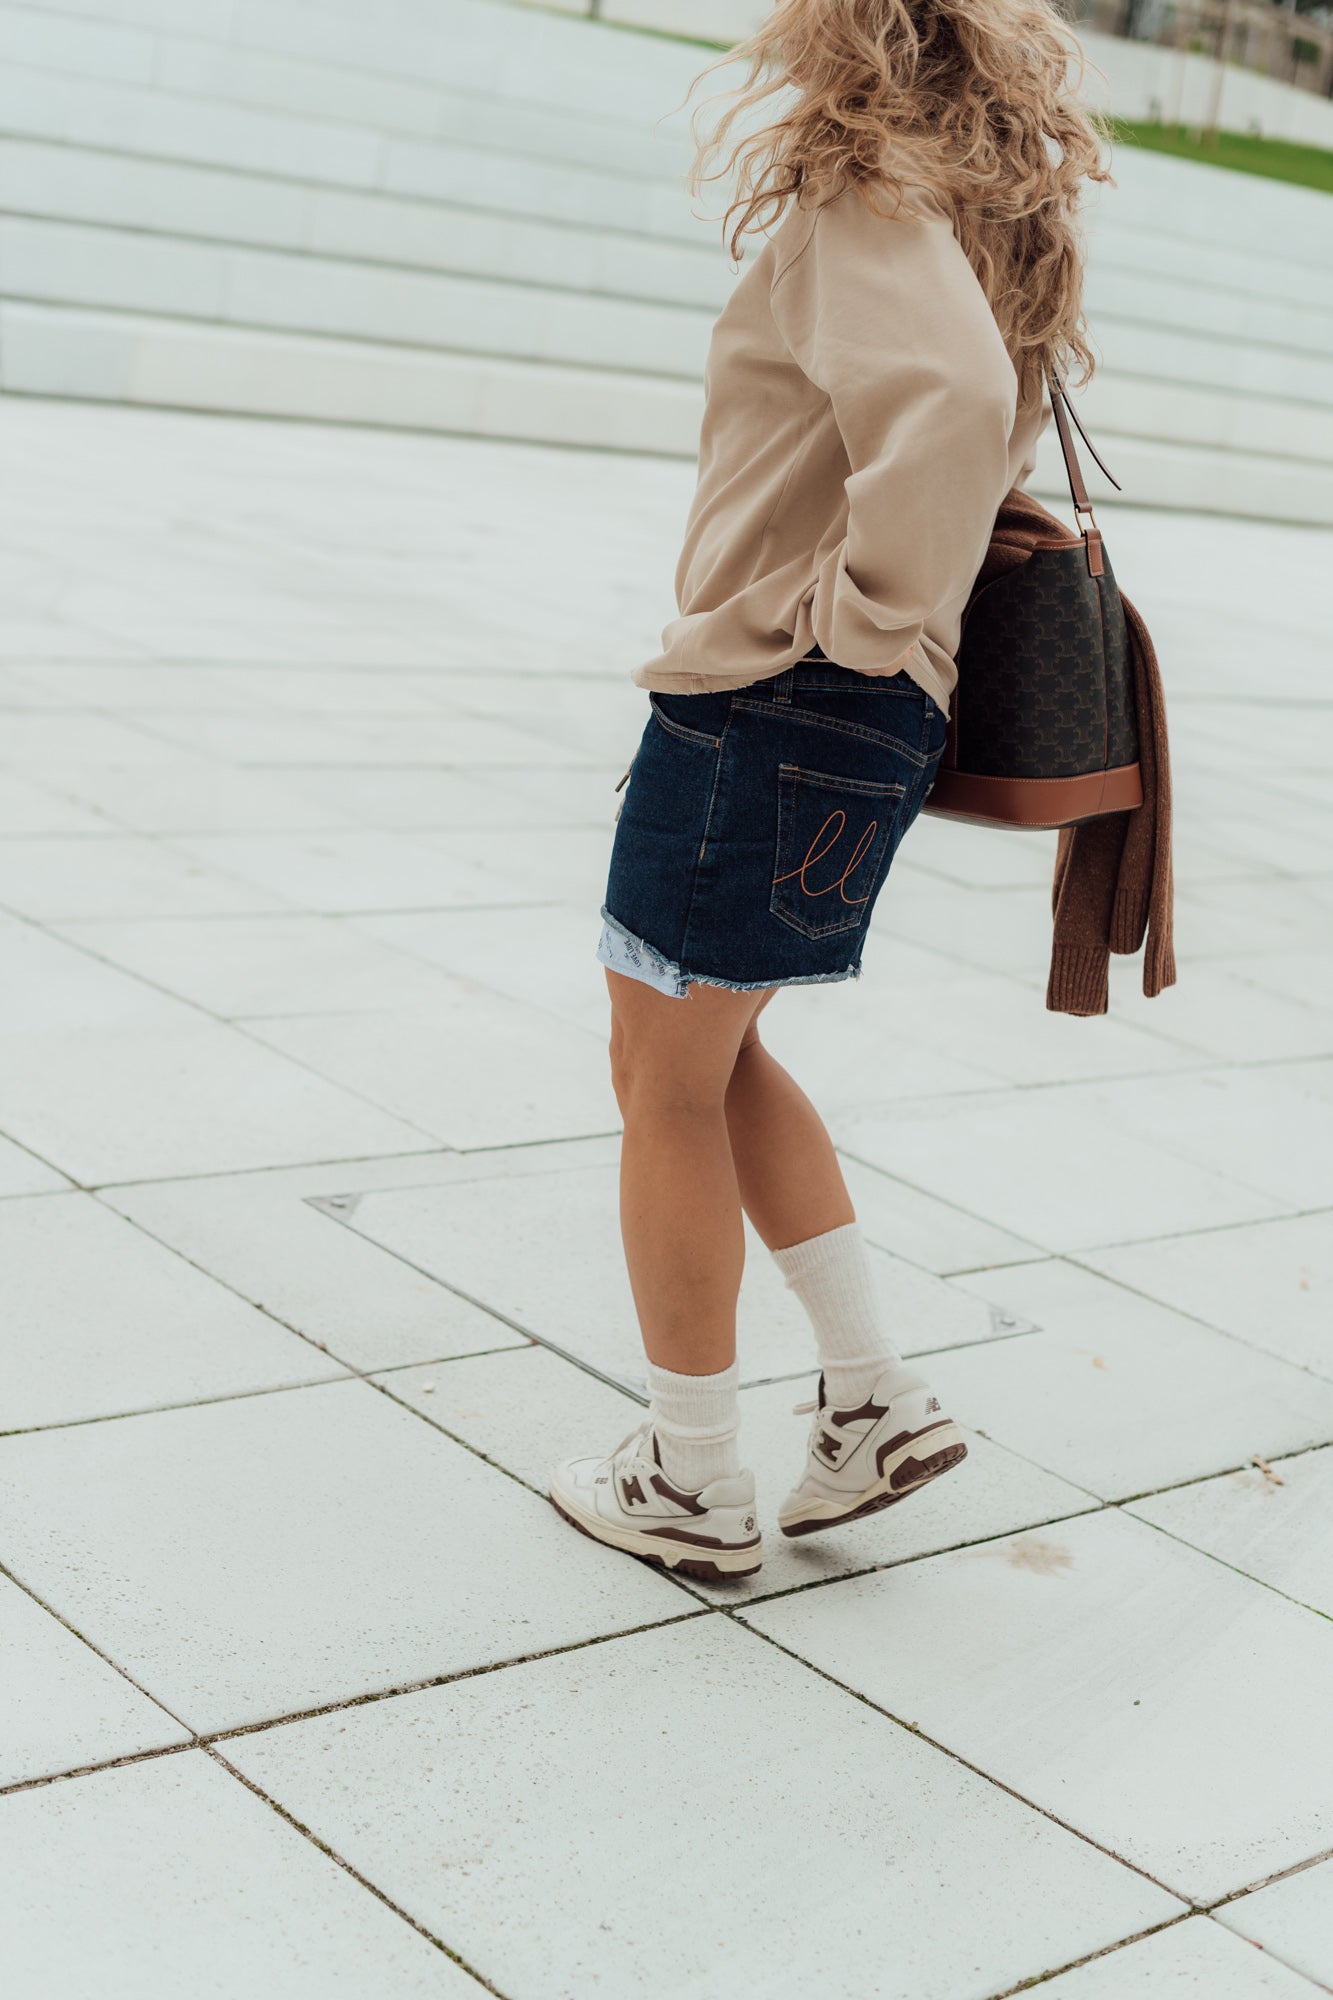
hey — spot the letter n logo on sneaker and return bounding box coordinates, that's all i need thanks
[621,1476,646,1507]
[817,1430,842,1464]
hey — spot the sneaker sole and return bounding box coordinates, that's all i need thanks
[778,1422,968,1539]
[548,1489,763,1582]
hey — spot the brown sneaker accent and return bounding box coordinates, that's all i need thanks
[643,1526,762,1551]
[874,1418,953,1478]
[548,1493,760,1583]
[827,1395,890,1426]
[815,1429,844,1465]
[620,1475,646,1507]
[648,1472,708,1515]
[781,1433,968,1539]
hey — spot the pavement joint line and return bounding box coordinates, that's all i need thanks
[200,1608,716,1749]
[835,1144,1050,1257]
[7,897,458,1147]
[92,1187,531,1375]
[201,1744,513,1998]
[1045,1196,1333,1259]
[726,1611,1202,1908]
[1204,1838,1333,1911]
[1060,1245,1333,1388]
[0,1611,715,1803]
[675,1499,1108,1611]
[1117,1490,1333,1627]
[0,1369,356,1441]
[0,1554,196,1755]
[983,1911,1197,1998]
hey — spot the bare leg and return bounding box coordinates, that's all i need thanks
[607,968,771,1375]
[725,993,855,1251]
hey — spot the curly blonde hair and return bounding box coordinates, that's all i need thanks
[690,0,1111,403]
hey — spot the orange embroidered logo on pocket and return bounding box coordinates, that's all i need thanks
[770,765,905,942]
[772,810,879,905]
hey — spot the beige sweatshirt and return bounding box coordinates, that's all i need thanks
[634,181,1050,716]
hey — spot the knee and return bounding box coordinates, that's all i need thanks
[608,1015,728,1121]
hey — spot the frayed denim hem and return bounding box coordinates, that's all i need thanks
[597,905,863,998]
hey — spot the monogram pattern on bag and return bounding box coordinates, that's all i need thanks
[955,544,1138,780]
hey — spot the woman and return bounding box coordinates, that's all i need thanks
[550,0,1108,1579]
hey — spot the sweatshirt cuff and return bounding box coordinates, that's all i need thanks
[1046,945,1109,1016]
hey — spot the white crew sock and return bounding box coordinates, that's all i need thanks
[771,1222,910,1410]
[646,1358,741,1492]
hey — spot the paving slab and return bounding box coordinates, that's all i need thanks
[249,998,619,1150]
[0,1575,188,1788]
[0,911,188,1033]
[226,1616,1182,2000]
[0,1752,481,1998]
[105,1158,532,1372]
[331,1159,1034,1389]
[743,1510,1333,1904]
[1128,1447,1333,1619]
[0,1378,683,1732]
[0,1019,434,1183]
[1217,1859,1333,1992]
[1,1191,347,1433]
[1084,1212,1333,1379]
[1084,1066,1333,1212]
[1030,1916,1321,1996]
[0,1132,69,1197]
[356,902,615,1035]
[1108,961,1333,1065]
[378,1344,1098,1604]
[7,756,356,836]
[807,959,1203,1093]
[931,1260,1333,1500]
[0,771,111,834]
[837,1082,1288,1254]
[836,1150,1043,1275]
[423,821,623,911]
[0,832,289,920]
[58,913,473,1018]
[291,762,592,832]
[168,828,524,914]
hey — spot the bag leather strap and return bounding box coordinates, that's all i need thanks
[1043,363,1121,579]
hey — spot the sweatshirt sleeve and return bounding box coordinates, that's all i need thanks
[770,185,1020,677]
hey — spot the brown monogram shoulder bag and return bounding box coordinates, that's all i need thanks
[925,369,1144,830]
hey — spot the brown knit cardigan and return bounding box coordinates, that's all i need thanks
[971,490,1177,1016]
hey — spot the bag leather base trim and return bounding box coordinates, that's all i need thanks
[923,762,1144,830]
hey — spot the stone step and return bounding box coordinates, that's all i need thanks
[5,138,1332,362]
[6,303,1333,525]
[4,212,1331,452]
[1,0,1328,520]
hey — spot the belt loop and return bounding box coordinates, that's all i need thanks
[772,668,793,706]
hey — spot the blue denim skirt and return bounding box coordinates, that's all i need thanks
[597,655,948,997]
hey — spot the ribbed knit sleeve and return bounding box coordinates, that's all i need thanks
[769,186,1021,680]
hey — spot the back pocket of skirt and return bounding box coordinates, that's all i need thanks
[770,764,904,940]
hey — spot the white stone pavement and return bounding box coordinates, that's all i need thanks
[1,391,1332,2000]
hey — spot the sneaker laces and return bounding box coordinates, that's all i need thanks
[610,1420,653,1466]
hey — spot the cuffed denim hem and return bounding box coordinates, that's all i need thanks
[596,907,689,998]
[596,905,863,999]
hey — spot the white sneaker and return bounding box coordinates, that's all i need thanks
[550,1423,762,1581]
[778,1365,967,1538]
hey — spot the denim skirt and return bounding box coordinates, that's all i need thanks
[597,654,948,997]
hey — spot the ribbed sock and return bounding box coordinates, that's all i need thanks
[646,1358,741,1491]
[771,1222,909,1409]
